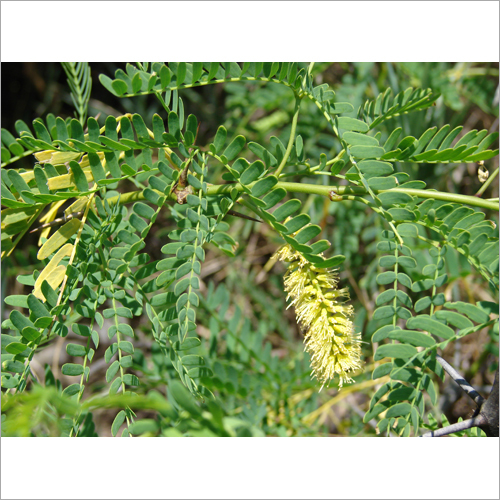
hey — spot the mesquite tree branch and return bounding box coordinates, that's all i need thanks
[478,369,499,437]
[422,415,487,437]
[436,355,485,406]
[421,358,499,437]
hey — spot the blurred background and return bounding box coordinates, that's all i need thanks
[1,62,498,436]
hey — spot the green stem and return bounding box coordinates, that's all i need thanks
[1,149,40,169]
[392,245,399,329]
[429,248,442,317]
[70,300,98,436]
[110,287,132,432]
[106,182,499,212]
[154,90,171,114]
[275,98,302,178]
[475,166,499,197]
[394,187,499,211]
[115,76,297,97]
[222,182,500,211]
[348,154,403,246]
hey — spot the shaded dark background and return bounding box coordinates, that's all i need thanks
[2,62,229,161]
[3,63,127,129]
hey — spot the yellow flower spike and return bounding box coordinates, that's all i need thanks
[273,242,362,390]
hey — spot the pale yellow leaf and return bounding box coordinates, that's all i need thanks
[47,169,94,190]
[65,196,89,215]
[37,218,82,260]
[79,152,104,169]
[33,265,68,301]
[33,150,58,163]
[1,206,38,229]
[21,163,74,184]
[45,152,106,189]
[19,170,35,184]
[19,151,84,184]
[33,243,73,299]
[33,150,83,165]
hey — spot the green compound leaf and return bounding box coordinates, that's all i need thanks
[111,79,128,96]
[376,271,396,285]
[5,342,31,356]
[378,192,414,207]
[2,360,25,374]
[106,361,120,382]
[372,362,392,379]
[444,301,490,324]
[406,316,454,340]
[387,208,416,222]
[66,343,88,357]
[376,289,396,306]
[61,363,85,376]
[372,325,398,343]
[387,387,416,402]
[272,200,301,221]
[421,374,437,405]
[223,135,246,161]
[357,160,393,178]
[284,214,311,234]
[1,63,497,440]
[111,410,126,437]
[251,175,278,197]
[62,384,81,396]
[359,87,439,130]
[213,126,227,154]
[173,337,201,351]
[123,374,139,386]
[294,225,321,244]
[388,330,436,348]
[337,117,369,132]
[169,381,201,416]
[374,343,418,361]
[133,202,156,220]
[350,145,386,159]
[434,310,474,329]
[240,161,265,185]
[385,402,412,419]
[128,419,159,435]
[344,131,379,147]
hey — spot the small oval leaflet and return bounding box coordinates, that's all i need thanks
[374,344,418,361]
[406,316,454,340]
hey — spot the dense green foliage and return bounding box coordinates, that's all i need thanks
[1,62,498,436]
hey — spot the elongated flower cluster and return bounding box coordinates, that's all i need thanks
[274,244,362,390]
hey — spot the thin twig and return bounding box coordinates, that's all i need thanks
[30,211,84,233]
[421,415,486,437]
[437,355,485,406]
